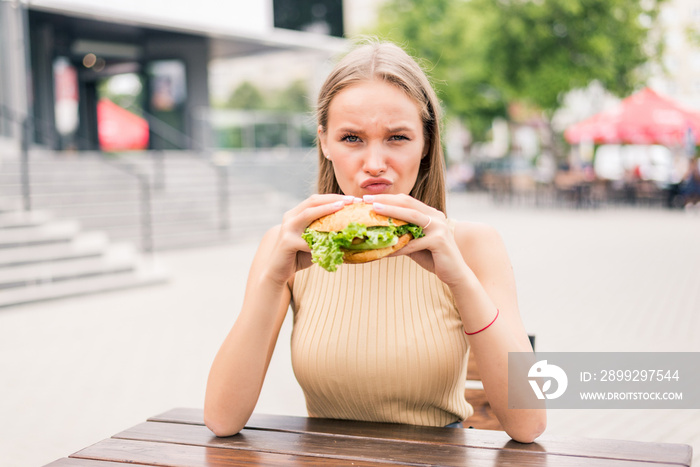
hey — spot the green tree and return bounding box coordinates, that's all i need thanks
[485,0,664,114]
[374,0,666,142]
[272,80,312,112]
[224,79,311,112]
[686,25,700,49]
[375,0,504,139]
[226,81,265,109]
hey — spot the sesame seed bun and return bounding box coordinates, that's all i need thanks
[309,202,407,232]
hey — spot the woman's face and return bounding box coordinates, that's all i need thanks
[319,80,427,198]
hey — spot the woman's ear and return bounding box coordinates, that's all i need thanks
[318,125,329,159]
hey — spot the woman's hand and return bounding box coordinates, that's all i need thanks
[265,194,356,286]
[363,194,469,288]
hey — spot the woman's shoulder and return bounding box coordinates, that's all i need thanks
[451,220,510,270]
[452,219,503,245]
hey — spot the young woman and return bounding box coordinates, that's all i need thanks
[204,41,546,443]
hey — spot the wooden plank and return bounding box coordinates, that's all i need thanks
[44,459,135,467]
[71,438,386,467]
[113,420,679,466]
[149,407,204,425]
[463,389,503,430]
[149,408,692,466]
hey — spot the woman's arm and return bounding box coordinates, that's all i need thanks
[365,194,546,442]
[204,195,354,437]
[452,222,546,443]
[203,226,292,437]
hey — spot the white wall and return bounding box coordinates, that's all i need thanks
[26,0,272,35]
[343,0,381,37]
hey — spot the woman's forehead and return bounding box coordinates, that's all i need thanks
[327,80,422,129]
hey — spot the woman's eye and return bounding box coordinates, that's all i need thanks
[341,134,361,143]
[389,134,409,141]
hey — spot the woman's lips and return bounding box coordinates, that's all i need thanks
[361,178,392,194]
[363,184,390,194]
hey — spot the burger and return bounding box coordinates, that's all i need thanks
[302,202,424,272]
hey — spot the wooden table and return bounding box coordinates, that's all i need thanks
[45,408,692,466]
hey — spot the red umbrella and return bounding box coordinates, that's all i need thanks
[564,88,700,146]
[97,98,150,151]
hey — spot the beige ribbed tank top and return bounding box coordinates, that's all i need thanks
[290,255,474,427]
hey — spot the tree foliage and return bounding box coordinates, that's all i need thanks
[226,81,265,110]
[375,0,505,139]
[224,79,311,112]
[273,80,311,112]
[485,0,664,112]
[374,0,665,140]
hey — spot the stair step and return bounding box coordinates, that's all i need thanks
[0,200,21,213]
[0,180,139,192]
[1,201,140,218]
[1,190,270,211]
[0,199,289,222]
[0,166,139,181]
[0,180,271,197]
[0,263,168,308]
[2,191,141,205]
[0,231,109,267]
[0,210,54,229]
[0,220,81,248]
[0,243,138,288]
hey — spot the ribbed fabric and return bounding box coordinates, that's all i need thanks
[290,255,473,427]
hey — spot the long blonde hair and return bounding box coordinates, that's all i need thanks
[316,41,446,214]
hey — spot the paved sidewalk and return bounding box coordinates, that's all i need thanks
[1,192,699,466]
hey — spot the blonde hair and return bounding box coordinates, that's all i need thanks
[316,41,446,214]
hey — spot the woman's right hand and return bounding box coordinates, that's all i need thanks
[264,194,355,286]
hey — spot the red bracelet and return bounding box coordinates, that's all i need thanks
[465,309,499,335]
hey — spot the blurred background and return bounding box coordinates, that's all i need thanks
[1,0,699,465]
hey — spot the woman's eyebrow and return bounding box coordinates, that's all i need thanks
[335,126,363,134]
[386,126,417,133]
[332,124,418,134]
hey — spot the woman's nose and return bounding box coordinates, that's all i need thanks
[363,144,387,175]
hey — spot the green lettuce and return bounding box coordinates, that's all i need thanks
[302,221,424,272]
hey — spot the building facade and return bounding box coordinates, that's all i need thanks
[0,0,345,152]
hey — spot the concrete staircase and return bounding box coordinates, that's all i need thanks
[0,150,299,250]
[0,206,167,307]
[0,148,305,307]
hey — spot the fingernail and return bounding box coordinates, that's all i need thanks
[343,195,355,203]
[363,195,375,203]
[354,197,363,203]
[373,202,385,211]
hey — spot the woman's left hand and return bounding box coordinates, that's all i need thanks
[364,194,469,287]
